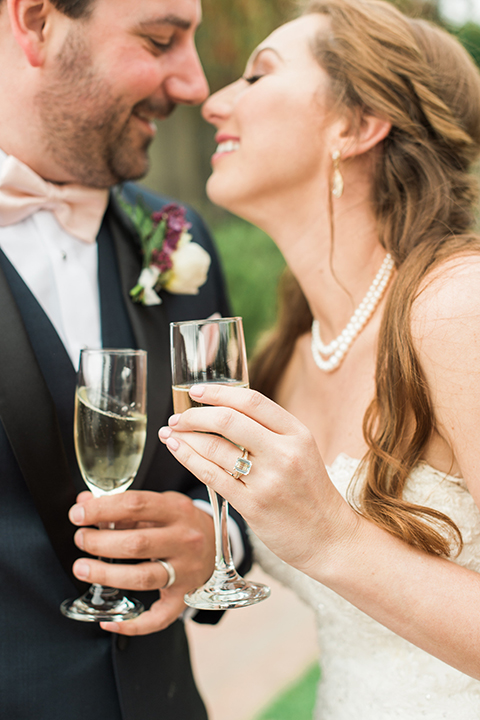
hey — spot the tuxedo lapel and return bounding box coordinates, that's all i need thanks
[107,193,172,488]
[0,258,85,592]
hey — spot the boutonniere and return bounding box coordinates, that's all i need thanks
[118,195,211,306]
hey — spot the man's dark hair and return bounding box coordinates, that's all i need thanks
[50,0,94,18]
[0,0,93,18]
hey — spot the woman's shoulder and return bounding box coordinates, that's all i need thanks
[412,252,480,334]
[410,252,480,408]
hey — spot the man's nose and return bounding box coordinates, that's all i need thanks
[165,46,210,106]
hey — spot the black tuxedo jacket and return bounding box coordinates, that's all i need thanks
[0,184,252,720]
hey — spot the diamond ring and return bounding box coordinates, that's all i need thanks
[231,449,252,479]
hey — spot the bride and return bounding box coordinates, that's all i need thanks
[160,0,480,716]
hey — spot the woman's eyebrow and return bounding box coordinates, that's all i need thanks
[248,46,284,64]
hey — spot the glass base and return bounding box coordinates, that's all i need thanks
[184,570,271,610]
[60,584,144,622]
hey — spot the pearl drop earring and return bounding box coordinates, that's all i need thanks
[332,150,344,199]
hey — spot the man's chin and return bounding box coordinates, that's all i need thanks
[110,146,151,185]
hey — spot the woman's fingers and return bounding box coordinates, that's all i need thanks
[159,428,248,504]
[188,384,300,434]
[159,425,251,480]
[165,394,300,461]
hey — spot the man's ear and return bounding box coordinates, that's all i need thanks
[340,111,392,159]
[7,0,53,67]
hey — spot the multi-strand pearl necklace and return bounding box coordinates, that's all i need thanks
[311,253,395,372]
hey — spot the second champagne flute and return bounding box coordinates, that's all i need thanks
[171,317,270,610]
[61,348,147,622]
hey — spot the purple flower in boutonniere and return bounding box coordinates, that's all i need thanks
[118,196,211,306]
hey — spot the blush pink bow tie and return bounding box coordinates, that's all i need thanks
[0,155,109,243]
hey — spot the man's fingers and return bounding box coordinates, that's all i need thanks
[69,490,189,528]
[73,558,176,591]
[73,523,200,560]
[100,595,187,636]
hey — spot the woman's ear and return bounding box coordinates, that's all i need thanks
[340,111,392,159]
[7,0,53,67]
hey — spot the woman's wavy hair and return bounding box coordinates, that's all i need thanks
[250,0,480,557]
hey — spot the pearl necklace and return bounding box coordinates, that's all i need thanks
[311,253,395,372]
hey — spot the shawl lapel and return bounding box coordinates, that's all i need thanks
[107,193,172,488]
[0,260,85,592]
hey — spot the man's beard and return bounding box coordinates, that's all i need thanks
[36,31,174,188]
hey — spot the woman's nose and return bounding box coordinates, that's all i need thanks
[202,81,241,126]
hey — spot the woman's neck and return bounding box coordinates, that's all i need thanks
[256,189,389,345]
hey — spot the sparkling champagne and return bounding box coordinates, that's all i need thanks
[172,381,249,413]
[75,386,147,495]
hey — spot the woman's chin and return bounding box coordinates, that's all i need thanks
[206,177,239,214]
[206,176,265,227]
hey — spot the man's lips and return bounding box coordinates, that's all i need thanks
[132,111,157,135]
[131,101,175,133]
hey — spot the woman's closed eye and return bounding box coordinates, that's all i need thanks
[243,74,264,85]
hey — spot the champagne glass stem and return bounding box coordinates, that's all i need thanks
[171,317,270,609]
[209,488,235,573]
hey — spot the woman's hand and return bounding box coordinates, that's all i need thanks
[158,383,357,575]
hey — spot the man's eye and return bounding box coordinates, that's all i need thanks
[243,75,263,85]
[150,38,174,51]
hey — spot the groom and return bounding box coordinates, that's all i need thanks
[0,0,251,718]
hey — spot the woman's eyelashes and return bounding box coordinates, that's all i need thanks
[243,74,264,85]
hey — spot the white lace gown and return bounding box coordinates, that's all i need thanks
[251,453,480,719]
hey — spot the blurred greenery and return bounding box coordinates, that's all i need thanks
[211,217,286,356]
[198,0,296,93]
[253,663,321,720]
[454,22,480,67]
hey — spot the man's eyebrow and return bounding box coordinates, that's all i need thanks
[138,15,193,31]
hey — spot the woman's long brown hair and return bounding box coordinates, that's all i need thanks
[250,0,480,557]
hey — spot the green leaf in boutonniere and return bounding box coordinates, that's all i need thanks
[118,194,211,306]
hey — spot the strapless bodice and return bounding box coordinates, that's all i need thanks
[251,453,480,719]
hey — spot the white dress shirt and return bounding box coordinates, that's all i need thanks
[0,149,101,367]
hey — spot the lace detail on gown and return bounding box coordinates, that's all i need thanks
[250,453,480,719]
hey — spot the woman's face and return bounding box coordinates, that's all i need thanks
[202,14,339,219]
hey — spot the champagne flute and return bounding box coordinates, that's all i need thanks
[171,317,270,610]
[61,349,147,622]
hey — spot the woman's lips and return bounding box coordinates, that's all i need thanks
[212,138,240,163]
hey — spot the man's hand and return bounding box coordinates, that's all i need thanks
[69,490,215,635]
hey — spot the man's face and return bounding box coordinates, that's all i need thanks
[36,0,208,187]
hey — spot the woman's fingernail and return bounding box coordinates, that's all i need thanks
[69,504,85,525]
[166,437,180,451]
[73,560,90,580]
[74,530,85,550]
[158,426,172,440]
[190,384,205,398]
[168,414,180,427]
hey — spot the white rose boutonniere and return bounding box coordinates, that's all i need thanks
[119,196,211,306]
